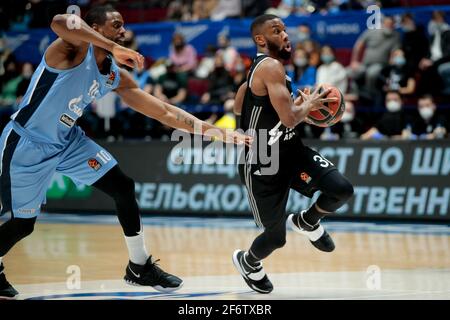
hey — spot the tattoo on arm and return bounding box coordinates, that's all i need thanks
[176,112,195,128]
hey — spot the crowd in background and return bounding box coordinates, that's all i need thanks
[0,0,419,30]
[0,0,449,141]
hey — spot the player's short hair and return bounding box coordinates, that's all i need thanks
[250,14,280,38]
[84,4,118,27]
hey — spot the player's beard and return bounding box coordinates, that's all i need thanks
[266,39,291,61]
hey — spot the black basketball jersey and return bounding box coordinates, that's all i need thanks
[240,54,303,165]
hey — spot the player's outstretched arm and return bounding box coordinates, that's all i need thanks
[115,69,252,146]
[50,14,143,69]
[260,59,335,128]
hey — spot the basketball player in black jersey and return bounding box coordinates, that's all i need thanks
[232,14,354,294]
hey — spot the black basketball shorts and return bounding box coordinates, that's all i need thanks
[238,146,337,228]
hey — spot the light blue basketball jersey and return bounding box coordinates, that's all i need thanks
[0,44,121,218]
[11,44,121,146]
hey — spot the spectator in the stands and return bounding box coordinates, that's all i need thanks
[407,95,448,139]
[336,0,364,11]
[214,98,236,130]
[266,0,308,18]
[167,0,192,21]
[417,10,450,95]
[216,34,240,74]
[123,29,139,52]
[229,55,247,93]
[15,62,34,104]
[300,39,321,67]
[377,49,416,97]
[210,0,241,20]
[200,54,234,106]
[154,61,188,105]
[348,15,401,101]
[195,45,217,79]
[316,45,348,93]
[0,59,23,107]
[289,47,317,91]
[290,24,316,50]
[327,100,364,139]
[190,0,217,21]
[400,13,429,76]
[169,32,198,75]
[361,90,407,140]
[242,0,270,17]
[0,51,17,91]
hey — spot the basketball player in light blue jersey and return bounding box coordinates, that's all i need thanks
[0,5,251,299]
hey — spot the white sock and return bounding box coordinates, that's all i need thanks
[124,231,149,265]
[0,256,3,265]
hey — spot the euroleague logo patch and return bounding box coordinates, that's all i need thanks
[88,158,102,171]
[300,172,312,184]
[106,71,116,87]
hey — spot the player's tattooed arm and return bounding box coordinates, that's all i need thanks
[175,112,195,129]
[115,69,252,146]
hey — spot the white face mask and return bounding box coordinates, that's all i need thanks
[341,111,354,123]
[294,58,308,67]
[386,100,401,112]
[419,107,434,121]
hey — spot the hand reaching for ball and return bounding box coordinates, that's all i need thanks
[294,86,337,112]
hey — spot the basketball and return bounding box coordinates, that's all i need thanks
[306,85,346,127]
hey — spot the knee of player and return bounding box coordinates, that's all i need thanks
[269,233,287,249]
[13,217,36,237]
[335,179,354,201]
[122,175,136,193]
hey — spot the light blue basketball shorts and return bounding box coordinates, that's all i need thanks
[0,122,117,219]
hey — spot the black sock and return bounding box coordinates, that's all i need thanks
[244,250,260,267]
[302,204,327,226]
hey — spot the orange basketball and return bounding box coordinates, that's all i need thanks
[306,85,345,127]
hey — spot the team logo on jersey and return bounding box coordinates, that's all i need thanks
[268,122,283,146]
[106,71,116,87]
[300,172,312,184]
[68,95,83,117]
[88,158,102,171]
[60,114,76,128]
[88,80,100,99]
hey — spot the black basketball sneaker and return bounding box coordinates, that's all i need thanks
[287,211,335,252]
[124,256,183,293]
[0,264,18,300]
[232,250,273,294]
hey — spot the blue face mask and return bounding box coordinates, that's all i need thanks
[297,31,310,42]
[402,25,414,32]
[321,55,334,64]
[393,56,406,67]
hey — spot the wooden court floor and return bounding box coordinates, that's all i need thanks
[1,214,449,300]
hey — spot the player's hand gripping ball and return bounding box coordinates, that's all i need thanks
[306,84,345,127]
